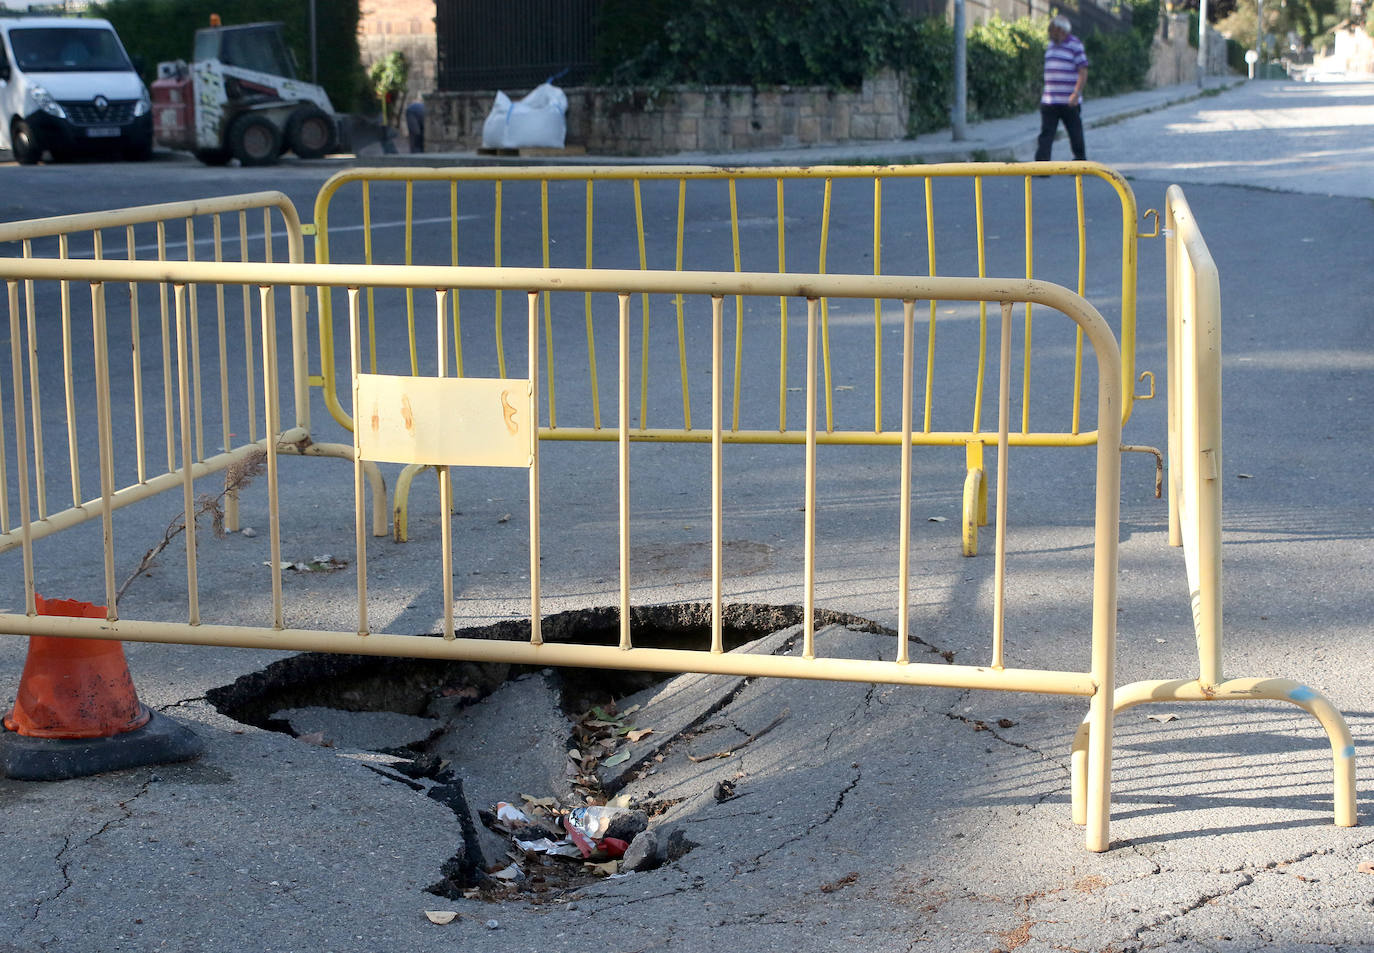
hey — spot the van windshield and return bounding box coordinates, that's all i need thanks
[8,27,133,73]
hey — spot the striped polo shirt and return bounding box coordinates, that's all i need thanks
[1042,34,1088,105]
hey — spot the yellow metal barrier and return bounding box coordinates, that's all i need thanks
[308,163,1155,546]
[0,194,387,548]
[1067,186,1356,830]
[0,254,1124,852]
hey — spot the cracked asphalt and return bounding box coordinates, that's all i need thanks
[1,77,1372,951]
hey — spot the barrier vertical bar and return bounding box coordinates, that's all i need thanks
[173,284,200,625]
[634,180,650,431]
[618,292,632,651]
[528,291,542,647]
[436,289,454,641]
[127,227,149,485]
[405,181,417,376]
[818,179,834,433]
[6,281,35,613]
[22,241,47,518]
[776,180,789,432]
[452,181,465,378]
[1022,177,1034,435]
[872,178,883,433]
[728,179,744,433]
[972,178,988,434]
[675,179,691,430]
[156,223,175,472]
[897,299,915,664]
[991,302,1013,671]
[583,181,599,427]
[803,297,819,659]
[348,287,367,636]
[362,181,378,373]
[59,234,80,506]
[1071,176,1087,435]
[495,180,506,378]
[90,282,118,616]
[923,178,937,433]
[0,282,11,534]
[711,294,724,655]
[184,220,205,463]
[237,212,258,445]
[540,180,554,425]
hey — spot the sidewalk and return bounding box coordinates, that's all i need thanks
[354,76,1246,168]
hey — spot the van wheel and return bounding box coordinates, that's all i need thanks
[228,114,281,166]
[11,120,41,165]
[286,106,335,159]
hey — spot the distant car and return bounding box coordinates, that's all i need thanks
[0,16,153,163]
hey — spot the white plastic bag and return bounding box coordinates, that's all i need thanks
[481,83,567,150]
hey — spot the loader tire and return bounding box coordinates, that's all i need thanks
[286,106,335,159]
[229,113,281,167]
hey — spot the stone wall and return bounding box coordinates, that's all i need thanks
[425,70,909,156]
[1147,14,1230,86]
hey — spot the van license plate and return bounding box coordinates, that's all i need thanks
[85,127,120,138]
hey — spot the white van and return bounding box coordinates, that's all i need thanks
[0,16,152,163]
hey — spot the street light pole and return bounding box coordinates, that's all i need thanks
[952,0,968,140]
[1197,0,1209,88]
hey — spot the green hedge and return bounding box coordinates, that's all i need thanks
[91,0,366,112]
[596,0,1160,137]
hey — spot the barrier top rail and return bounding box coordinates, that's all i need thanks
[307,162,1146,448]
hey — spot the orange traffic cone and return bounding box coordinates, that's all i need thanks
[0,596,201,780]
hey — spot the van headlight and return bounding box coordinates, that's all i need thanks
[134,90,151,118]
[31,86,67,119]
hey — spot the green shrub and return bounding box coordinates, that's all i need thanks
[595,0,1163,137]
[967,17,1043,120]
[91,0,365,112]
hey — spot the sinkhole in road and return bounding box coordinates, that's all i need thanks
[205,601,888,901]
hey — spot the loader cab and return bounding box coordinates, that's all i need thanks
[194,22,297,79]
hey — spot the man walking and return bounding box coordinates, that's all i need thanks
[1036,15,1089,161]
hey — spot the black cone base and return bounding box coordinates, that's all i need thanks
[0,708,202,781]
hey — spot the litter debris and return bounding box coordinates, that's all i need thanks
[1147,713,1180,723]
[1358,861,1374,875]
[424,910,458,925]
[265,555,349,573]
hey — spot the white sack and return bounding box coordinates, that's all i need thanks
[481,83,567,150]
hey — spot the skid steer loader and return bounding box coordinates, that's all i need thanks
[152,18,337,166]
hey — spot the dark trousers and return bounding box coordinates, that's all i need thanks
[1035,103,1085,161]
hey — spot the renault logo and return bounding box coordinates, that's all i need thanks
[94,95,108,112]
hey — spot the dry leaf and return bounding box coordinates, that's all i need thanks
[1357,861,1374,875]
[928,516,948,522]
[1147,713,1179,723]
[585,860,620,876]
[497,513,511,523]
[424,911,459,925]
[603,750,631,766]
[626,728,654,743]
[1237,473,1254,479]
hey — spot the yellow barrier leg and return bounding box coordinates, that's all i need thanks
[393,463,427,543]
[962,441,987,557]
[1070,677,1358,831]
